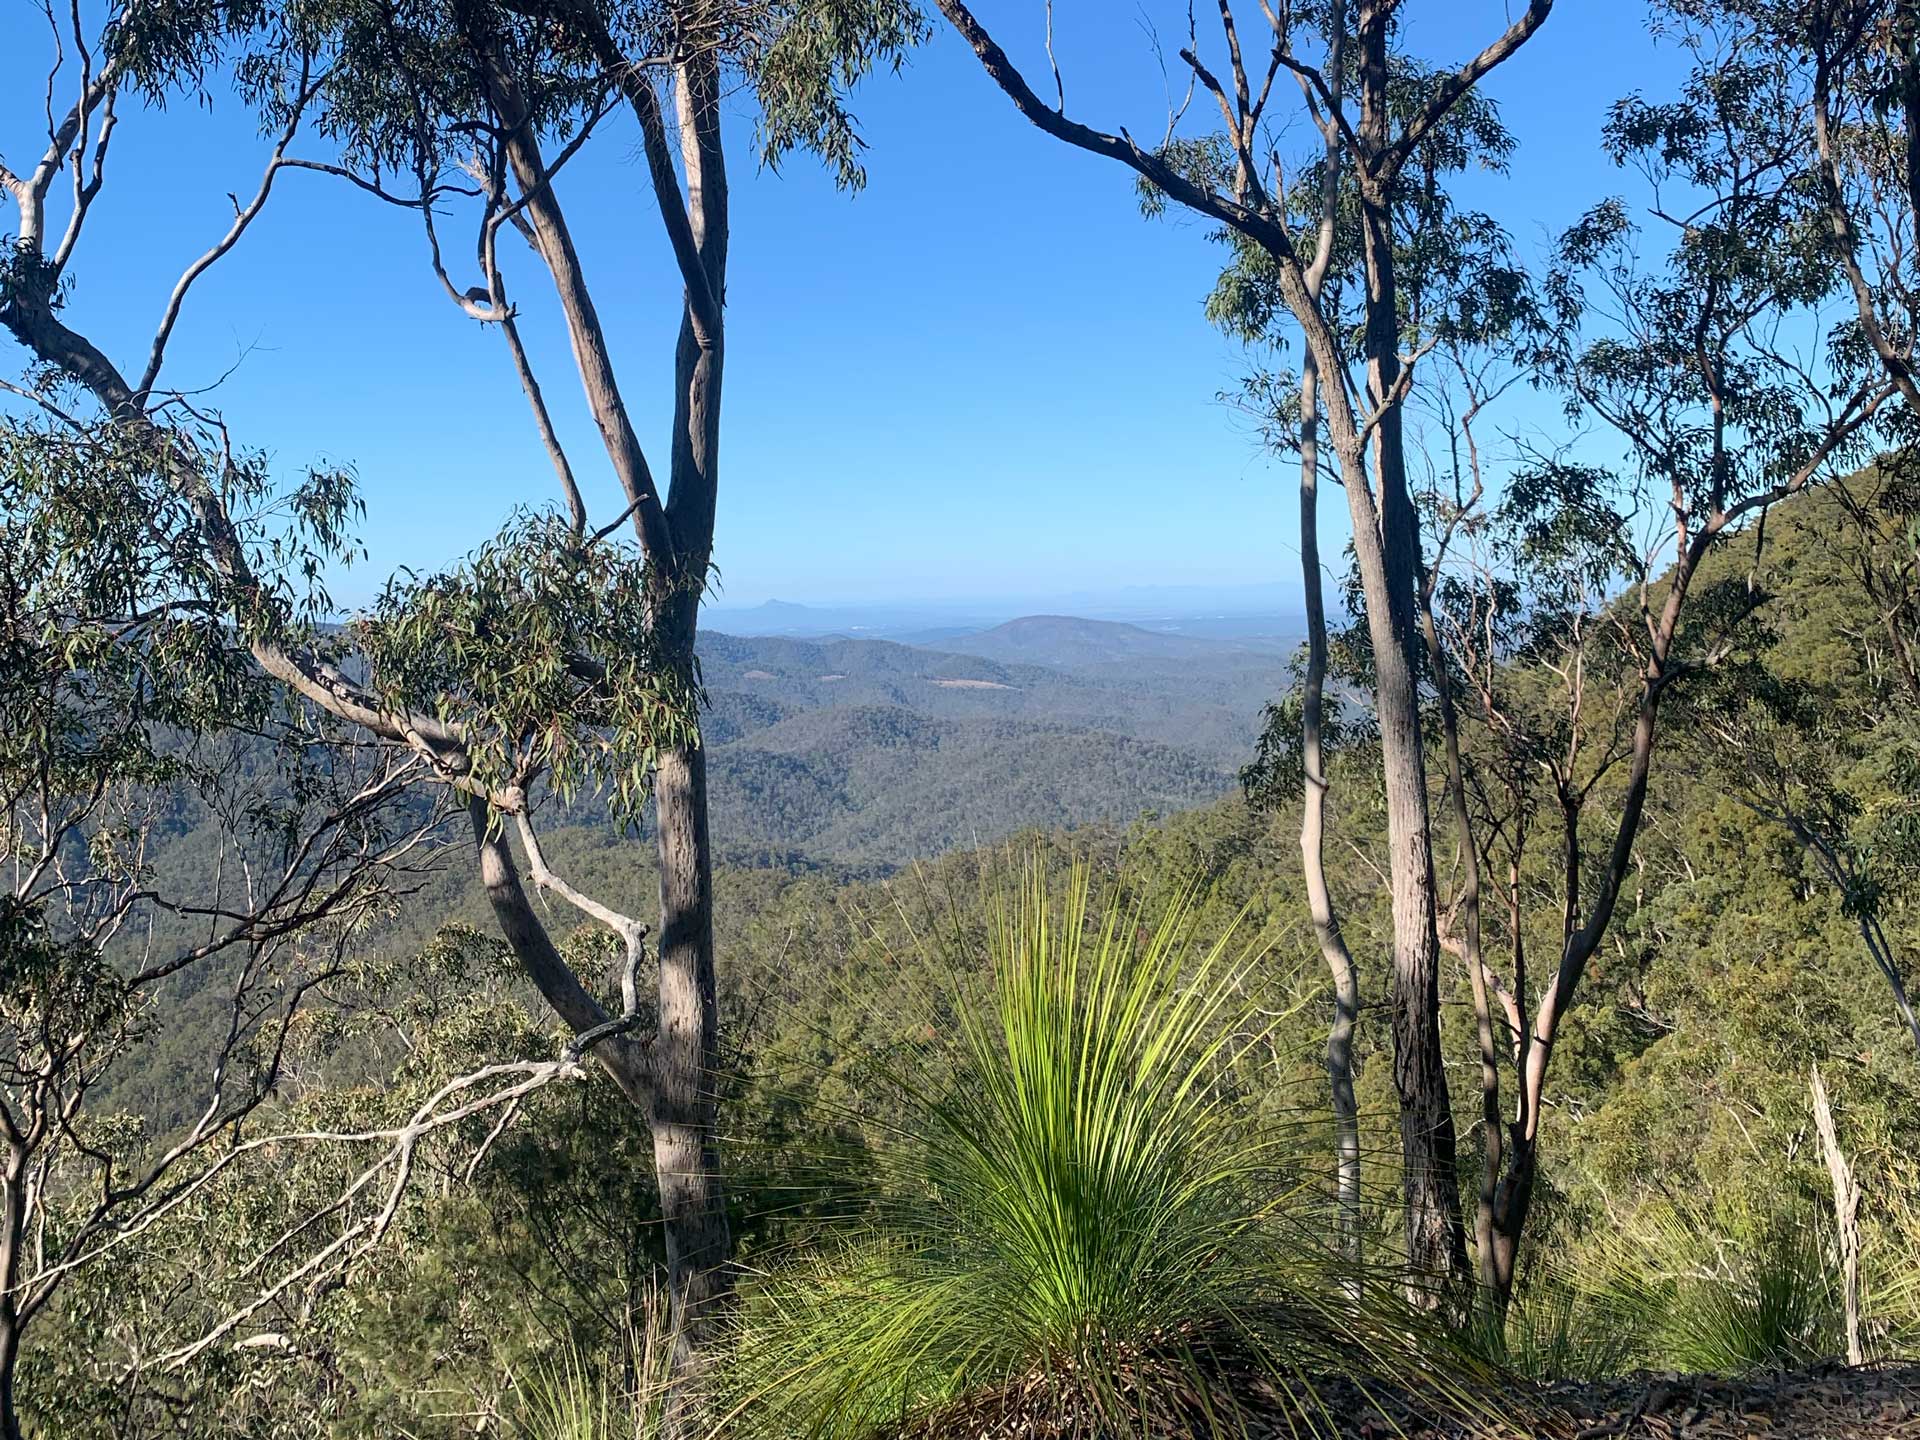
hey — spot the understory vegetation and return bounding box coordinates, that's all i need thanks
[28,753,1920,1437]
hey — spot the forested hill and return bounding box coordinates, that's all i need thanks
[104,619,1286,1124]
[688,625,1288,867]
[917,614,1293,666]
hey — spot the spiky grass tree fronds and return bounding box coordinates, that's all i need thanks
[512,1344,621,1440]
[1532,1202,1846,1377]
[1481,1272,1644,1383]
[723,862,1500,1440]
[1667,1219,1841,1374]
[508,1290,674,1440]
[1867,1161,1920,1354]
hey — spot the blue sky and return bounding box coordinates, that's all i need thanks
[0,2,1687,610]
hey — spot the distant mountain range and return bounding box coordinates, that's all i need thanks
[702,592,1307,644]
[925,615,1294,667]
[687,619,1295,867]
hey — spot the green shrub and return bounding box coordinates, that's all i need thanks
[1524,1202,1846,1377]
[722,861,1484,1439]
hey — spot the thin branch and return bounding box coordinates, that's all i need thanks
[136,61,327,399]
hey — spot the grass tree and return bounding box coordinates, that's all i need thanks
[725,862,1492,1438]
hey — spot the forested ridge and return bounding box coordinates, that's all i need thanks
[691,627,1264,864]
[10,0,1920,1437]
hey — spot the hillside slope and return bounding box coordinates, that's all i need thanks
[930,614,1288,666]
[688,629,1280,864]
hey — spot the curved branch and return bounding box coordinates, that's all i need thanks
[1376,0,1554,183]
[931,0,1299,260]
[137,62,327,398]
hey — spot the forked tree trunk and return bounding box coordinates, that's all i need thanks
[1477,1136,1535,1322]
[472,26,734,1414]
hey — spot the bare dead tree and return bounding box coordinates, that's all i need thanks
[1811,1065,1865,1366]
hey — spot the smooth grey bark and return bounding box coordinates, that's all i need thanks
[1352,0,1469,1300]
[646,50,732,1410]
[1293,0,1363,1275]
[471,22,736,1408]
[1299,353,1364,1274]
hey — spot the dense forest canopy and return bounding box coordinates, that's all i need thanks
[5,1,1920,1438]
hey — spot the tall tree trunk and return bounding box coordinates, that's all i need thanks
[649,52,732,1418]
[0,1322,19,1440]
[0,1144,23,1440]
[478,27,734,1412]
[1338,413,1466,1303]
[1293,0,1362,1277]
[1374,656,1467,1302]
[1298,354,1364,1274]
[926,0,1556,1318]
[650,737,729,1396]
[1417,570,1520,1326]
[1353,0,1469,1304]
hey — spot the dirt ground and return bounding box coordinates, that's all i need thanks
[1535,1364,1920,1439]
[887,1360,1920,1438]
[1325,1364,1920,1439]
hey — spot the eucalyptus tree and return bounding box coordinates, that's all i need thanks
[0,417,437,1440]
[925,0,1554,1300]
[0,0,921,1411]
[1699,0,1920,415]
[1223,45,1526,1276]
[283,0,922,1396]
[1398,26,1902,1324]
[1634,0,1920,1065]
